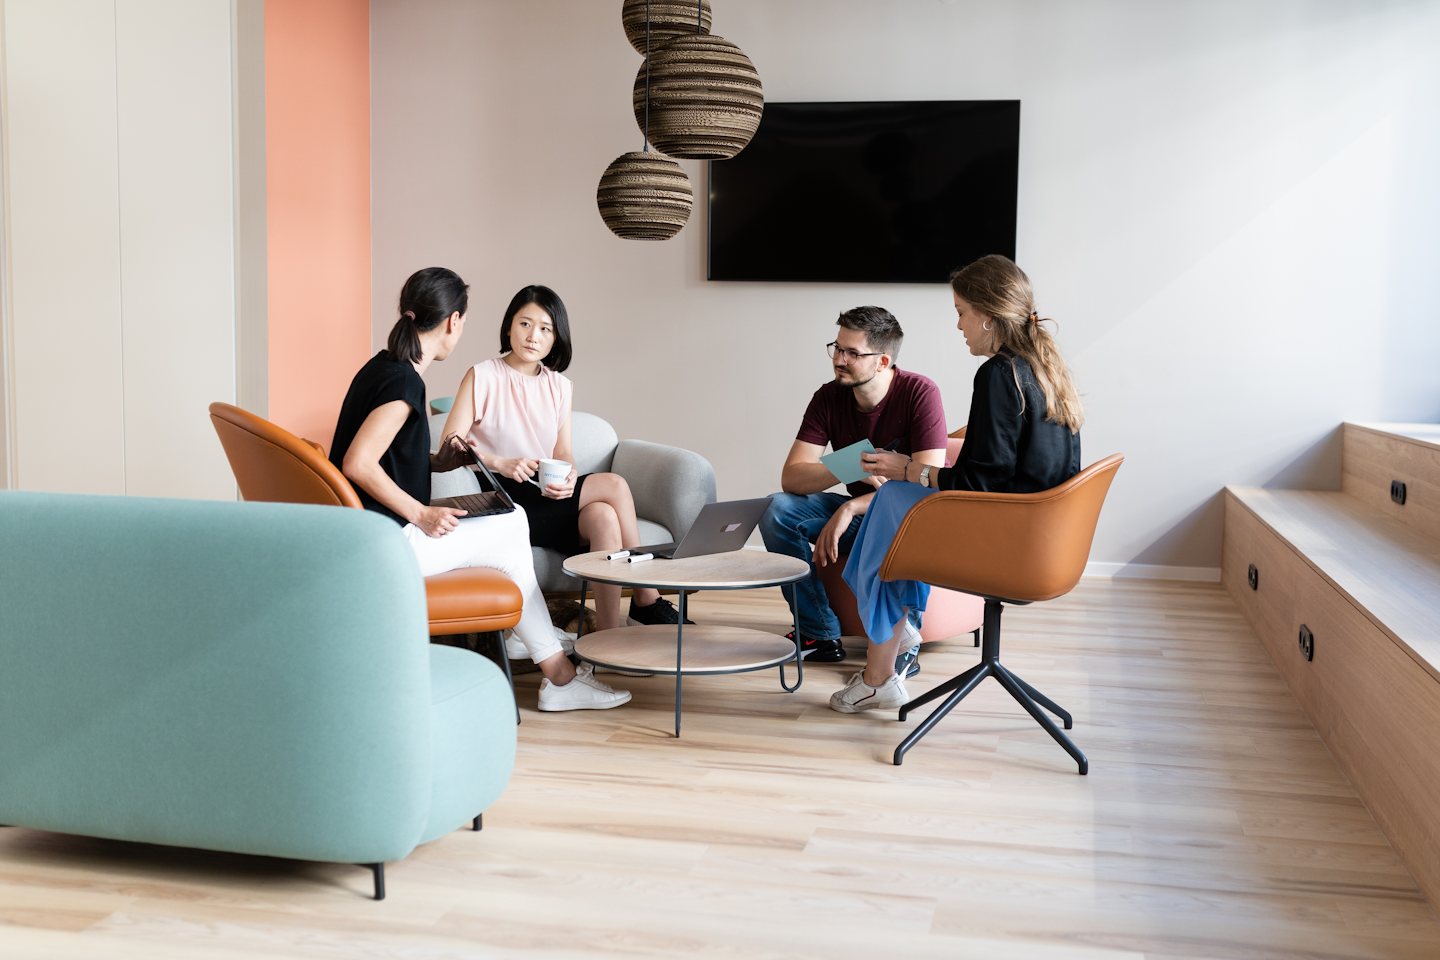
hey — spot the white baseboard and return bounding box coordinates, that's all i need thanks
[1083,562,1220,582]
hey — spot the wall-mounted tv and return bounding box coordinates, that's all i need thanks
[708,100,1019,283]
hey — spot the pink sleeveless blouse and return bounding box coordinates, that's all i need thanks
[464,357,572,461]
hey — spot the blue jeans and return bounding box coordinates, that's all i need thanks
[759,492,921,641]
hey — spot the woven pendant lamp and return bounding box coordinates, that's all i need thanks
[631,32,763,160]
[596,151,693,240]
[621,0,711,55]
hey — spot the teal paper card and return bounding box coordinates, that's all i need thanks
[820,439,876,485]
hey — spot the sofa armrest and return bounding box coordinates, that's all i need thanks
[610,439,717,543]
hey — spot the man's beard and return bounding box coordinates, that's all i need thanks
[835,367,876,389]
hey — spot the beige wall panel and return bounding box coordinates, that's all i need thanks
[1342,423,1440,543]
[4,0,124,493]
[115,0,236,499]
[233,0,266,420]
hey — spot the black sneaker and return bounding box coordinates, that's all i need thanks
[628,596,695,626]
[786,631,846,662]
[894,644,921,679]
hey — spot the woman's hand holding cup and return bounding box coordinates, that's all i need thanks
[542,462,577,500]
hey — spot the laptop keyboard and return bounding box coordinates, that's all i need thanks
[430,492,512,517]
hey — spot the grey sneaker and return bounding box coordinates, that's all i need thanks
[537,663,632,712]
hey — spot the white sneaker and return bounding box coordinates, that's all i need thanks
[896,617,922,652]
[830,671,909,714]
[537,663,632,712]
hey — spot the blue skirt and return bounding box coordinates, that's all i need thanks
[842,480,937,644]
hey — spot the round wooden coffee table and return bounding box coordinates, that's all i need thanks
[563,549,811,737]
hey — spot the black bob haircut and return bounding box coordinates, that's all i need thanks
[500,285,572,373]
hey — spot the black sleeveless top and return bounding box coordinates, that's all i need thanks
[936,350,1081,493]
[329,351,430,525]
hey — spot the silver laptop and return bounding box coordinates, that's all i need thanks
[634,498,772,559]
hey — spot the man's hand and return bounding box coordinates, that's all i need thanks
[415,505,466,538]
[860,450,914,482]
[813,501,858,567]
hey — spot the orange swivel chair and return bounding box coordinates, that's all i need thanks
[878,454,1124,773]
[207,403,525,717]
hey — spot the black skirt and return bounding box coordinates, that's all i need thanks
[496,473,593,556]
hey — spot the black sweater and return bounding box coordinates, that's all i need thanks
[935,351,1081,493]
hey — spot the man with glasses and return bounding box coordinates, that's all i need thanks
[759,306,948,675]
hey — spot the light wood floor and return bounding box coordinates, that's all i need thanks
[4,580,1439,959]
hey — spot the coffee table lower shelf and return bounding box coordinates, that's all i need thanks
[573,625,800,736]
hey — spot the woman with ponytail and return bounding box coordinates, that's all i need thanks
[328,267,631,713]
[830,255,1084,715]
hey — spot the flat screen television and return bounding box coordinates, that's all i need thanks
[707,100,1020,283]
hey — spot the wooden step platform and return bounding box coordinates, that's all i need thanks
[1224,422,1440,908]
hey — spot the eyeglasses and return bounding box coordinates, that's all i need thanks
[826,341,884,363]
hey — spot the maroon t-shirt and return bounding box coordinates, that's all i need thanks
[796,367,949,497]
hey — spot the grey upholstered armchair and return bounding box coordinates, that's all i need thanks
[429,412,717,593]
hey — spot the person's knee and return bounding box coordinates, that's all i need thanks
[591,472,633,502]
[581,501,621,539]
[760,493,801,538]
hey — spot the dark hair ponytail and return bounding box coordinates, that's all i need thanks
[386,267,469,365]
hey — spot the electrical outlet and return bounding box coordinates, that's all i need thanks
[1391,480,1407,505]
[1247,564,1258,591]
[1298,624,1314,662]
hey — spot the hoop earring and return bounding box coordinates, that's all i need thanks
[982,320,992,331]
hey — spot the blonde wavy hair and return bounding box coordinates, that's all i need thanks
[950,255,1083,433]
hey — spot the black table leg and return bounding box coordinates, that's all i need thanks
[674,590,686,737]
[779,589,804,691]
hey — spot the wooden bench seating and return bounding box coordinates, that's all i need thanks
[1223,423,1440,906]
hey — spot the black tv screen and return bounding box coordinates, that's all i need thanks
[707,100,1019,283]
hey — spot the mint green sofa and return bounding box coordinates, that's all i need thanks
[0,491,516,899]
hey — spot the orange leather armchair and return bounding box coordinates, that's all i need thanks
[879,453,1124,772]
[207,403,524,689]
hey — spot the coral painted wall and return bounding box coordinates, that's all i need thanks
[266,0,370,451]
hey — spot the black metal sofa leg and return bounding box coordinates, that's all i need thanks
[472,814,482,831]
[367,862,385,900]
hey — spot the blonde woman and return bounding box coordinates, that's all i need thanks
[833,255,1085,714]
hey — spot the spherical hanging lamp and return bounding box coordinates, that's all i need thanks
[631,33,763,160]
[596,151,693,240]
[621,0,711,55]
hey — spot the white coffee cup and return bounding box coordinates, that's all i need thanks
[531,458,572,492]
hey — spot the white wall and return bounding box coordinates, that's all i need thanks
[0,0,244,499]
[371,0,1440,570]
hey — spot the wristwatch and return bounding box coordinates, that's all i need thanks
[918,465,933,487]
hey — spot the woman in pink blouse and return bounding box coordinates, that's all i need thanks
[441,285,690,633]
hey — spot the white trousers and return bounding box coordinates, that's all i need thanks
[401,506,562,663]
